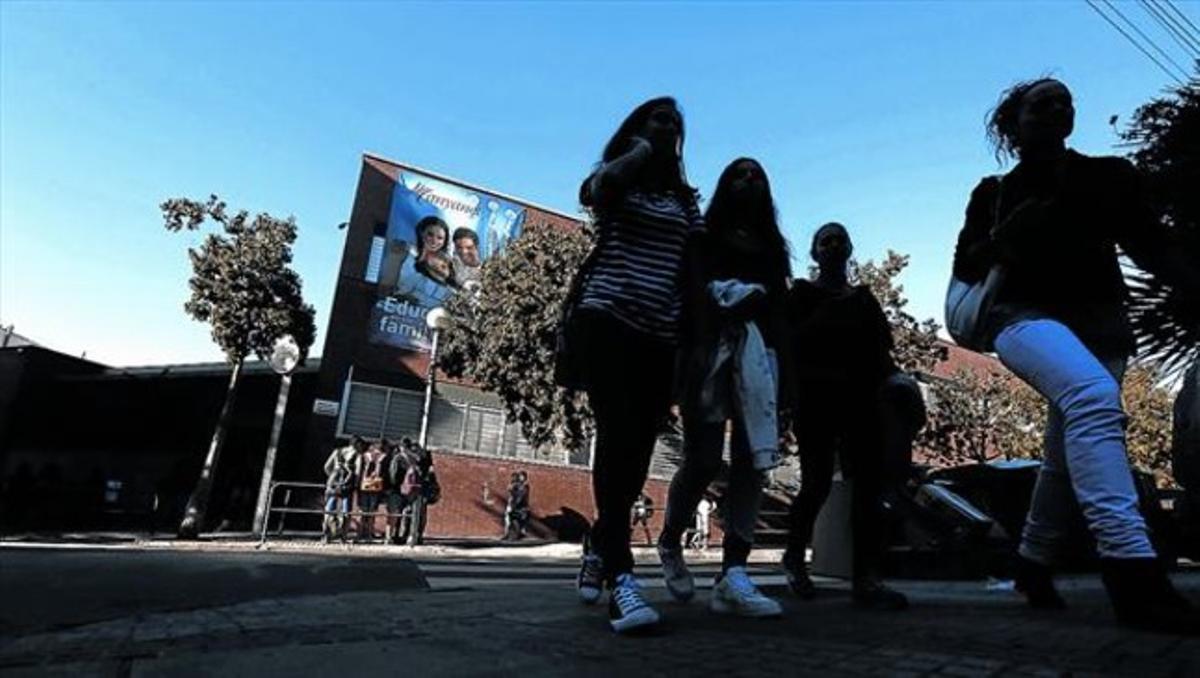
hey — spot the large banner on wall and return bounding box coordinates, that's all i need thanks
[367,169,526,351]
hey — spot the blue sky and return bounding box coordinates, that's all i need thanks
[1,1,1191,366]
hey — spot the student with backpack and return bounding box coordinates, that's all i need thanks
[385,440,412,545]
[322,436,365,543]
[356,439,388,542]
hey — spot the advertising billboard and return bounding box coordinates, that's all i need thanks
[367,169,526,351]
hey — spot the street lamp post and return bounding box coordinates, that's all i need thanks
[410,307,449,545]
[252,335,300,536]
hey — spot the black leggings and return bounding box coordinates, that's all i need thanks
[786,390,902,580]
[581,311,675,584]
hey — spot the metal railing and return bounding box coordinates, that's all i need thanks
[257,480,426,546]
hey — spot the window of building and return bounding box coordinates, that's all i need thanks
[339,380,591,469]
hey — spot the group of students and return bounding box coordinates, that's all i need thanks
[562,80,1200,636]
[322,435,438,544]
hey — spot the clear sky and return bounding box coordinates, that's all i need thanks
[1,1,1192,366]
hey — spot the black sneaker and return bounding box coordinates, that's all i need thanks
[782,554,816,600]
[577,553,604,605]
[1014,555,1066,610]
[852,578,909,611]
[608,573,660,633]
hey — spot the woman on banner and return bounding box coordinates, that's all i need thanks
[953,77,1200,634]
[413,216,455,286]
[656,157,792,618]
[568,97,704,633]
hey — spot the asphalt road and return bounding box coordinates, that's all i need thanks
[0,545,426,635]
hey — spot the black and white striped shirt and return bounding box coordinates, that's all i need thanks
[579,190,705,343]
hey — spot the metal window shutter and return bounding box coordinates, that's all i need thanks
[477,409,503,454]
[382,390,423,440]
[344,383,388,437]
[427,399,466,449]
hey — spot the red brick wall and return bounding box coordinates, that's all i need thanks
[422,451,671,541]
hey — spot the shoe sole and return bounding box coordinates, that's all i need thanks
[578,585,602,605]
[663,576,695,603]
[786,578,817,601]
[709,596,783,618]
[610,606,660,633]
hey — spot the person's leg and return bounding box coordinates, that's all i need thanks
[842,406,907,610]
[1012,404,1072,609]
[323,493,336,541]
[996,320,1198,633]
[844,417,883,582]
[659,415,723,601]
[785,417,836,568]
[994,320,1151,559]
[722,418,764,571]
[586,320,674,585]
[1019,407,1071,563]
[709,417,782,617]
[661,417,725,549]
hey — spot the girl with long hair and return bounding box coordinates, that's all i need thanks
[571,97,704,633]
[655,157,792,618]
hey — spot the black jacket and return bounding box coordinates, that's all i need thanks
[953,151,1192,357]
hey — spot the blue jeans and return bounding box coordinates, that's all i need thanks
[994,319,1154,561]
[324,494,349,514]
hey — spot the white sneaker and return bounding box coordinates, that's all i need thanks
[710,566,783,617]
[608,573,661,633]
[658,543,695,602]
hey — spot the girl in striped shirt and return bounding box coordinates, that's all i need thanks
[572,97,704,634]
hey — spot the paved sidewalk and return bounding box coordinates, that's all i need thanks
[1,543,1197,677]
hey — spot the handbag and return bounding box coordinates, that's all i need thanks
[553,247,599,390]
[945,178,1007,352]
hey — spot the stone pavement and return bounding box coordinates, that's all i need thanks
[1,542,1197,677]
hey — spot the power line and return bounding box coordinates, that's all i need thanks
[1161,0,1200,41]
[1141,0,1200,58]
[1086,0,1187,85]
[1106,0,1193,79]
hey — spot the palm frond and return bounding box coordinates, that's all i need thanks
[1125,264,1200,382]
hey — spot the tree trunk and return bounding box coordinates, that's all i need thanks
[178,359,244,539]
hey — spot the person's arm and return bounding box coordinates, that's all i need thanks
[768,281,798,414]
[581,137,654,208]
[952,177,1002,282]
[863,288,900,380]
[1108,158,1200,295]
[323,450,338,477]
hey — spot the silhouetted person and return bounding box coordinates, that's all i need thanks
[953,77,1200,634]
[631,493,654,545]
[355,439,388,541]
[323,436,364,543]
[657,158,792,618]
[783,222,908,611]
[504,471,530,540]
[571,96,703,633]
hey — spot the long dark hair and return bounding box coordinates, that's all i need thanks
[986,76,1061,164]
[586,96,693,201]
[704,157,792,281]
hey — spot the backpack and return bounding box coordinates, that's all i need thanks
[360,450,386,493]
[388,450,411,489]
[400,464,423,497]
[327,462,354,496]
[423,470,441,506]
